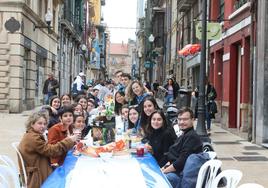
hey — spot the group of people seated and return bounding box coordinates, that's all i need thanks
[18,70,204,188]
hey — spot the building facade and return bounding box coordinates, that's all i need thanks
[88,0,107,81]
[108,42,133,78]
[209,0,254,137]
[57,0,88,96]
[0,0,61,112]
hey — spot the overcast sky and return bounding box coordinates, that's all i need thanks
[102,0,137,43]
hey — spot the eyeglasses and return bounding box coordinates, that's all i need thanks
[177,117,191,122]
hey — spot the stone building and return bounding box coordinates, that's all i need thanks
[0,0,61,112]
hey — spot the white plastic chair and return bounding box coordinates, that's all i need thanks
[0,164,21,188]
[195,159,222,188]
[12,142,27,187]
[0,155,19,175]
[206,151,217,159]
[0,173,9,188]
[211,169,242,188]
[238,183,265,188]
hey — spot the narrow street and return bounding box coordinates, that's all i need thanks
[1,111,268,186]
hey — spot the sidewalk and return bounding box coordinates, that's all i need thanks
[210,124,268,186]
[156,98,268,186]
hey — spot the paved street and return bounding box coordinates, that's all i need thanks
[0,112,268,187]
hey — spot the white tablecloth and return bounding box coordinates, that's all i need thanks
[66,155,147,188]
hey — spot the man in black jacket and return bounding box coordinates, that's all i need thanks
[42,73,59,104]
[162,107,203,187]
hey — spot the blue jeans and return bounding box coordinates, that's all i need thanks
[44,92,54,105]
[206,106,211,130]
[165,94,174,104]
[166,172,182,188]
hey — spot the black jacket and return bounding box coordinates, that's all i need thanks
[148,126,177,167]
[167,127,203,175]
[164,82,180,99]
[43,78,59,95]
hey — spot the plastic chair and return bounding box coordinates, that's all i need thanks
[195,159,222,188]
[238,183,265,188]
[0,164,21,188]
[206,151,217,159]
[0,155,19,174]
[12,142,27,187]
[0,173,9,188]
[211,169,242,188]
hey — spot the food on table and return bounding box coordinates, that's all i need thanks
[77,139,126,157]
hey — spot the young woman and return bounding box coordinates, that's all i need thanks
[18,111,79,188]
[48,105,75,166]
[114,91,127,115]
[164,78,178,104]
[72,114,86,139]
[60,94,72,107]
[140,96,160,135]
[75,95,89,127]
[146,110,177,167]
[127,80,152,106]
[72,103,83,116]
[47,95,61,129]
[127,105,141,134]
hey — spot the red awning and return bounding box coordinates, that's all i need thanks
[178,44,201,57]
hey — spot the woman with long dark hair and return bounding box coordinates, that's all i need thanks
[140,96,160,135]
[127,105,141,133]
[114,91,127,115]
[47,95,61,129]
[146,110,177,167]
[164,78,178,104]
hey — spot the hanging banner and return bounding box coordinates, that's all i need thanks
[196,22,222,40]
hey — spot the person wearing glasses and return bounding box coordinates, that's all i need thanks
[161,107,203,188]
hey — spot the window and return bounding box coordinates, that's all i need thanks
[218,0,224,22]
[38,0,43,17]
[192,2,200,44]
[53,8,56,31]
[234,0,248,10]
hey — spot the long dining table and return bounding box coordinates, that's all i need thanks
[41,150,172,188]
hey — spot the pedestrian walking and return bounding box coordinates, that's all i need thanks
[206,81,217,134]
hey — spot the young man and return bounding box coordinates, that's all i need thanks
[161,107,203,188]
[121,73,132,93]
[114,70,124,92]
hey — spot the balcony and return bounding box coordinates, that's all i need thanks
[177,0,196,12]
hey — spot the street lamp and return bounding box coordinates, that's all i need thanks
[148,34,155,43]
[148,34,155,83]
[196,0,211,143]
[34,9,53,32]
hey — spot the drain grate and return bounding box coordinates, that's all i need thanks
[244,146,266,150]
[233,156,268,161]
[241,152,260,155]
[213,141,241,145]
